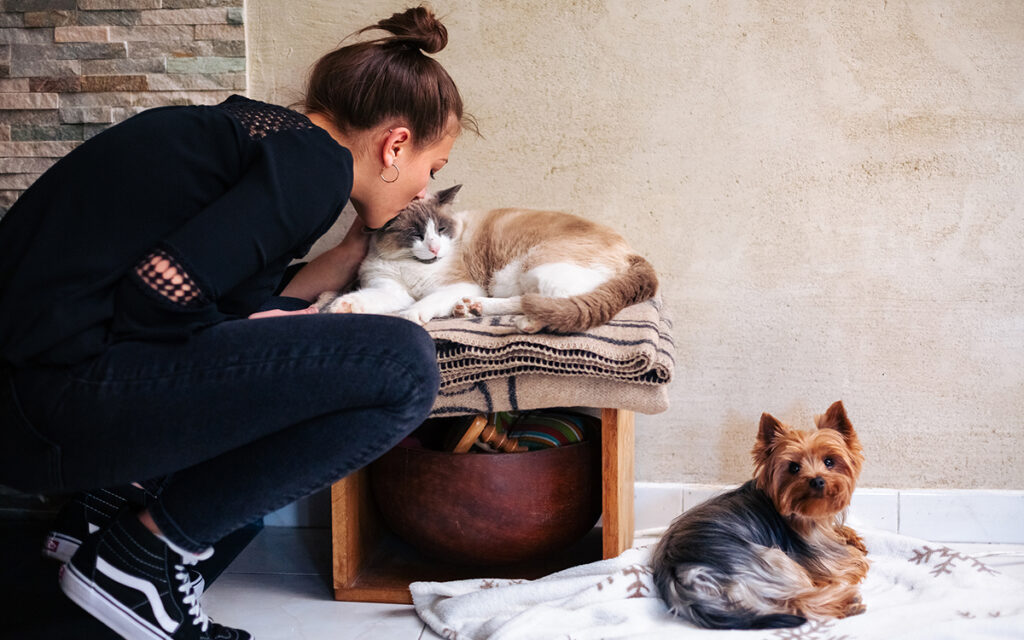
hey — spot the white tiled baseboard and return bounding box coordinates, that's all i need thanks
[635,483,1024,544]
[267,483,1024,544]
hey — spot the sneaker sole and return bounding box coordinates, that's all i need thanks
[60,562,169,640]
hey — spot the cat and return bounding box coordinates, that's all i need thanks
[315,185,658,333]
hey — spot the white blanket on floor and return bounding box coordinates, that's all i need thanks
[411,528,1024,639]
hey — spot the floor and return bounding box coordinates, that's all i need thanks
[202,527,435,640]
[202,527,1024,640]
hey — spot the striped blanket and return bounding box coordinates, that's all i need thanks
[424,298,675,417]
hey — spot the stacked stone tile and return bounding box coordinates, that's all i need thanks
[0,0,246,216]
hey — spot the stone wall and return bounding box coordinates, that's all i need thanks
[0,0,245,216]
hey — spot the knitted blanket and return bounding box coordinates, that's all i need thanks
[424,298,674,417]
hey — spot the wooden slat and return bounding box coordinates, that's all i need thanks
[331,468,376,594]
[335,584,413,605]
[601,408,635,558]
[330,473,355,591]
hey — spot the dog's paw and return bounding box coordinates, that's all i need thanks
[836,525,868,554]
[843,596,866,617]
[849,536,868,555]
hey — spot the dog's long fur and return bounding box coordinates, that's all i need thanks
[651,401,869,629]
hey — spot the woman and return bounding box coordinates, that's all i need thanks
[0,7,473,639]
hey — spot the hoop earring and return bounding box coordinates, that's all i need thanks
[380,163,400,184]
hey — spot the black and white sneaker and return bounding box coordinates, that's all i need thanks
[43,486,139,563]
[44,486,205,596]
[60,511,250,640]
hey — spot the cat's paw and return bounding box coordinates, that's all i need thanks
[324,296,362,314]
[313,291,337,312]
[453,297,483,317]
[398,307,434,325]
[515,315,545,333]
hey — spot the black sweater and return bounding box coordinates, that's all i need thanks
[0,96,353,367]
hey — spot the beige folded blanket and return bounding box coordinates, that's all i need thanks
[425,298,674,416]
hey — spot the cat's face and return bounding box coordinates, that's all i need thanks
[374,187,461,263]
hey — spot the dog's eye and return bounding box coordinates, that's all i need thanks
[788,462,801,474]
[824,456,835,469]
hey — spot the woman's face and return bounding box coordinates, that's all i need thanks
[354,129,458,230]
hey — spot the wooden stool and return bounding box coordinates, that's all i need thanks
[330,408,635,604]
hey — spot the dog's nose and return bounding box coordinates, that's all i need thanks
[809,476,825,491]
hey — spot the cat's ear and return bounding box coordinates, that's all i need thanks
[434,184,462,206]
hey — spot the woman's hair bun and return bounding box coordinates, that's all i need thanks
[363,5,448,55]
[306,3,474,146]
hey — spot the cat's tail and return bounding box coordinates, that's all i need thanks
[521,254,658,332]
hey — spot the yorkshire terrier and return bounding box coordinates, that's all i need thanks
[652,401,869,629]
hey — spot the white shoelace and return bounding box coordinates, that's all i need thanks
[175,562,210,631]
[159,537,216,633]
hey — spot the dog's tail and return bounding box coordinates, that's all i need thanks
[520,254,658,333]
[653,560,807,630]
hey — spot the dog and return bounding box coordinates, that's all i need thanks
[651,401,869,629]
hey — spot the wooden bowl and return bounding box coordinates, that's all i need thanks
[369,439,601,566]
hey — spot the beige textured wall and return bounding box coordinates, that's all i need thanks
[248,1,1024,490]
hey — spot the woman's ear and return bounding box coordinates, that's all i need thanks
[380,127,412,168]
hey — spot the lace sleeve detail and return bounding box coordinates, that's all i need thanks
[132,248,207,308]
[216,96,316,140]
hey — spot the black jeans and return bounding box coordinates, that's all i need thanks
[1,310,439,553]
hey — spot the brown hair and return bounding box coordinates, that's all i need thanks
[303,5,477,147]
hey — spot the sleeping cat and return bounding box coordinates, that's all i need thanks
[315,185,658,333]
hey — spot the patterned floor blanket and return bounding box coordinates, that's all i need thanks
[411,527,1024,639]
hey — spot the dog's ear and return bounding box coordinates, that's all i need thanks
[816,401,856,442]
[758,412,785,447]
[752,412,785,468]
[817,400,864,476]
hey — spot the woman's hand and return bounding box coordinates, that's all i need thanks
[278,218,370,302]
[248,306,319,320]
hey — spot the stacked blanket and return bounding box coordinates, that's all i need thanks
[425,298,675,417]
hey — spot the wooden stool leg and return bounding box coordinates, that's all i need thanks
[601,408,635,558]
[331,468,387,600]
[331,471,358,597]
